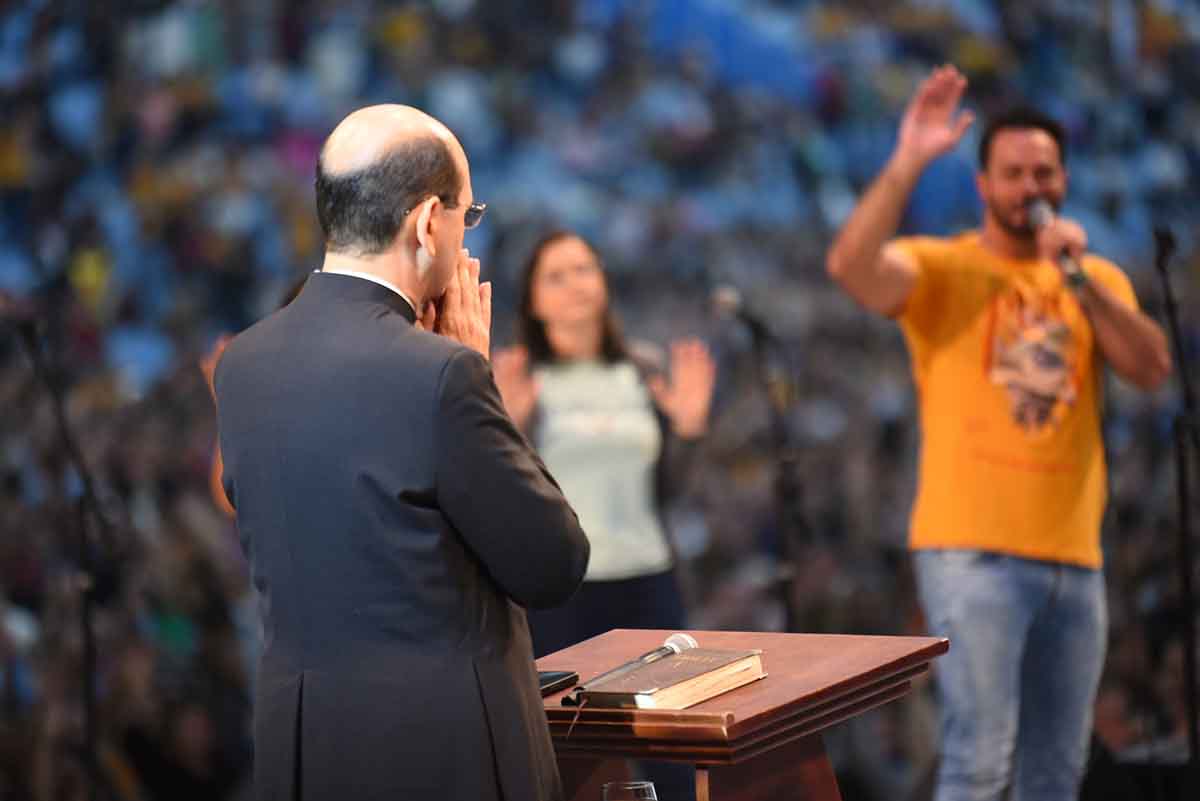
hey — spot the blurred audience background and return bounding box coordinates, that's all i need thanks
[1,1,1197,799]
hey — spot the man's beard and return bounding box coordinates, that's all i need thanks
[994,209,1036,240]
[988,197,1058,240]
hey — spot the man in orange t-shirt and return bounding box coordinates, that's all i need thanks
[827,66,1171,801]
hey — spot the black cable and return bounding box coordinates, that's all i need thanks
[739,315,812,631]
[15,317,111,801]
[1150,227,1199,789]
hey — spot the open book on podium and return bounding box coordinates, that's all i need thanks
[563,647,765,710]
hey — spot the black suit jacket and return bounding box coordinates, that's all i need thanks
[214,272,590,801]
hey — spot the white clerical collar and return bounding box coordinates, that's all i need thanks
[320,268,417,316]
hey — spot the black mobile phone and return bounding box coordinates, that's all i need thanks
[538,670,579,696]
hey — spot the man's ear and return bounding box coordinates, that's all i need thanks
[414,196,440,254]
[414,196,440,277]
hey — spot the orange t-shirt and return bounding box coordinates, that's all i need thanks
[892,231,1138,568]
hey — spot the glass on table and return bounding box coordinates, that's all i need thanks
[602,780,657,800]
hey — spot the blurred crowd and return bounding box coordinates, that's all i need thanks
[1,1,1198,799]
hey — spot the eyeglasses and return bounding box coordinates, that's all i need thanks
[462,200,487,229]
[404,198,488,229]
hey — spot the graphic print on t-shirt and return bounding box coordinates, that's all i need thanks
[986,285,1079,434]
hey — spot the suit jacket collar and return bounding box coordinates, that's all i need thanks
[301,271,418,324]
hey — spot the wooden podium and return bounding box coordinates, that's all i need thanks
[538,629,948,801]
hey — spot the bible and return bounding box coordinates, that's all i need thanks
[565,648,765,709]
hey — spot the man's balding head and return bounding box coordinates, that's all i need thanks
[315,105,466,256]
[321,105,460,174]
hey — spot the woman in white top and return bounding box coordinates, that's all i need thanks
[493,230,715,660]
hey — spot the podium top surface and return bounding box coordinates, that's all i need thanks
[537,629,948,762]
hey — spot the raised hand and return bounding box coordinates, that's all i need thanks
[896,65,975,168]
[434,248,492,359]
[647,338,716,438]
[491,345,540,430]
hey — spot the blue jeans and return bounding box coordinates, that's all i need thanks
[914,549,1106,801]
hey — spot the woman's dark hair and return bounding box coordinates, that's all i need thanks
[517,230,628,365]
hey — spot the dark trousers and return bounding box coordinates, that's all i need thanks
[529,569,693,800]
[528,568,687,658]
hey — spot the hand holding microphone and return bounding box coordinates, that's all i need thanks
[1027,199,1089,289]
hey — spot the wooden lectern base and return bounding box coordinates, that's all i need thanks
[695,734,840,801]
[556,733,840,801]
[558,734,840,801]
[558,756,629,801]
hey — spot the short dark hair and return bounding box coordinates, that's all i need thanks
[315,136,461,256]
[517,230,629,365]
[978,107,1067,169]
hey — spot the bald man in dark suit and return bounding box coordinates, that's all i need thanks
[214,105,590,801]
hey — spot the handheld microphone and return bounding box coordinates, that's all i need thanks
[632,632,699,664]
[570,633,699,696]
[1153,227,1176,276]
[711,285,775,342]
[1026,199,1086,281]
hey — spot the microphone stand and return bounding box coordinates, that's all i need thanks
[742,318,811,632]
[1151,228,1199,772]
[15,317,111,801]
